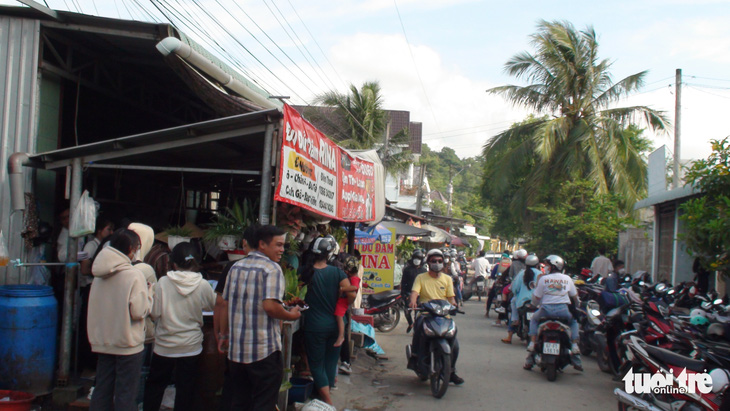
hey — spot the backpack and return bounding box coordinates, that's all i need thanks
[600,290,629,311]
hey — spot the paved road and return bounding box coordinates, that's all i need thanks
[333,298,621,410]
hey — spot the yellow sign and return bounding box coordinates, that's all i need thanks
[355,227,396,294]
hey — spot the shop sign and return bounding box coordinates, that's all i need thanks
[274,105,376,222]
[355,227,396,294]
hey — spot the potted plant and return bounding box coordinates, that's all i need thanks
[204,199,258,256]
[166,226,193,249]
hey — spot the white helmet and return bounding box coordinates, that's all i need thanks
[690,308,708,319]
[543,255,565,271]
[426,248,444,262]
[525,254,539,267]
[514,249,528,260]
[709,368,730,393]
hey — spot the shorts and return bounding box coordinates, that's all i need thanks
[334,297,348,317]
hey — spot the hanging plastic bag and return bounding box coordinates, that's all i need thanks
[0,230,8,266]
[70,190,97,238]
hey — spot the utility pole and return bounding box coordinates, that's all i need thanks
[415,164,426,217]
[673,68,682,189]
[447,165,453,219]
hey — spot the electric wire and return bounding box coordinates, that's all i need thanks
[267,0,340,92]
[175,0,313,103]
[221,0,324,94]
[685,83,730,90]
[687,85,730,101]
[393,0,441,133]
[688,75,730,83]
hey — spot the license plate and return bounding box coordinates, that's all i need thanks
[543,342,560,355]
[526,312,534,320]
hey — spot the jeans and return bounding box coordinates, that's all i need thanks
[143,353,199,411]
[91,351,145,411]
[228,351,283,411]
[528,303,579,341]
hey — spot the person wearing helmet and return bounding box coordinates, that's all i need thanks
[301,235,356,405]
[401,249,427,333]
[407,249,464,385]
[486,252,511,320]
[502,254,540,344]
[524,255,583,372]
[508,249,528,281]
[447,249,464,308]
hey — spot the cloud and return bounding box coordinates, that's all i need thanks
[288,32,530,158]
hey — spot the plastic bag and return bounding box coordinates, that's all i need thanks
[0,230,8,266]
[302,399,336,411]
[70,190,97,238]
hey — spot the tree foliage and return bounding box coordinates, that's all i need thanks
[483,20,668,233]
[679,137,730,276]
[527,180,633,271]
[314,81,412,175]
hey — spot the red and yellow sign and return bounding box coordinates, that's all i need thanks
[275,105,377,222]
[355,227,396,294]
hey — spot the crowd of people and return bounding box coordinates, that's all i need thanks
[69,217,363,411]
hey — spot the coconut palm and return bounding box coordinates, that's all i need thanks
[483,20,669,213]
[315,81,413,175]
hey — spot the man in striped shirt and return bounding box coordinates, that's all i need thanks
[222,225,301,410]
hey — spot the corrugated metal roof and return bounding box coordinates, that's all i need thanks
[633,185,701,209]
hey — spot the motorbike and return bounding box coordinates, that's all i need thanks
[615,335,728,410]
[529,316,575,381]
[577,300,603,356]
[462,274,487,302]
[362,284,403,333]
[516,302,539,343]
[406,300,463,398]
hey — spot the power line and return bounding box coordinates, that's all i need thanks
[393,0,440,133]
[688,75,730,83]
[687,85,730,101]
[685,83,730,90]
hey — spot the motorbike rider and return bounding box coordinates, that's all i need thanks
[524,255,583,371]
[471,250,491,283]
[487,252,511,320]
[502,254,540,344]
[408,249,464,385]
[508,249,528,281]
[449,249,463,307]
[401,249,427,333]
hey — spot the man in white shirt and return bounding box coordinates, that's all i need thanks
[525,255,582,371]
[471,250,491,279]
[590,248,613,277]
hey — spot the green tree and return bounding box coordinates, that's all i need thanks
[484,20,668,221]
[527,180,633,271]
[315,81,412,175]
[679,137,730,276]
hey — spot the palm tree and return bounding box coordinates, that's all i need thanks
[483,20,669,214]
[315,81,413,175]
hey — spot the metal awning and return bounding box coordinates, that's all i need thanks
[28,109,282,171]
[379,220,432,237]
[633,185,701,210]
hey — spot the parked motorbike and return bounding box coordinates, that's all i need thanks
[462,274,487,302]
[406,300,463,398]
[362,284,402,333]
[615,335,729,410]
[529,316,574,381]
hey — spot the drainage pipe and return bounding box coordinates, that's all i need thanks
[8,153,30,211]
[156,37,278,110]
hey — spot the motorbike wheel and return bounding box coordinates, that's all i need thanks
[579,335,593,356]
[430,353,451,399]
[546,363,557,382]
[462,284,473,301]
[376,306,401,333]
[594,334,612,374]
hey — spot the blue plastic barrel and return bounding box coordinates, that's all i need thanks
[0,285,58,395]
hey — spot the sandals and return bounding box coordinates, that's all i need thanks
[501,338,512,344]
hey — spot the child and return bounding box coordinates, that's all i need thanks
[143,242,216,411]
[334,255,361,347]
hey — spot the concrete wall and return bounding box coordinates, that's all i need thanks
[618,227,653,276]
[0,16,41,284]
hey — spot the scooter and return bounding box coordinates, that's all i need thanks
[362,283,402,333]
[529,316,574,381]
[516,302,538,343]
[406,300,463,398]
[462,274,486,302]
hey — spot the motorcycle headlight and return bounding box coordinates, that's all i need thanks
[423,323,436,336]
[590,309,601,317]
[445,323,457,338]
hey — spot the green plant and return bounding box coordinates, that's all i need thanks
[166,225,193,237]
[282,264,307,302]
[204,199,258,242]
[397,238,417,262]
[679,137,730,276]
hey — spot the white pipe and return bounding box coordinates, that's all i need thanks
[8,152,29,211]
[156,37,278,110]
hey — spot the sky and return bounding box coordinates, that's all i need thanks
[6,0,730,160]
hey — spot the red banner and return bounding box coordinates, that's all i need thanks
[274,105,376,222]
